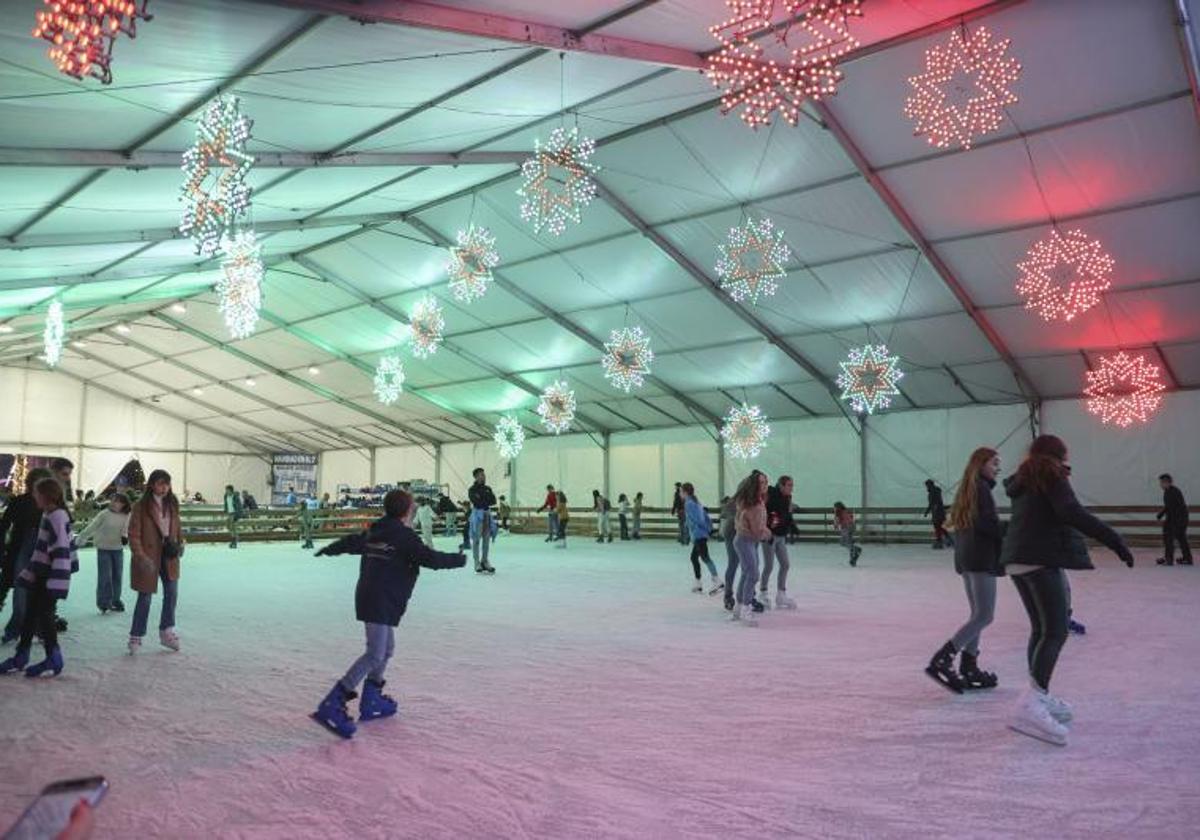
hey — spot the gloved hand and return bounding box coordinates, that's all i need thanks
[1117,545,1135,568]
[121,536,129,546]
[315,545,333,557]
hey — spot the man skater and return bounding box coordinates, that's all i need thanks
[537,484,558,542]
[924,479,952,550]
[468,468,497,574]
[1157,474,1192,566]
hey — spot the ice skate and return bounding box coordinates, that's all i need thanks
[691,582,703,593]
[757,591,772,610]
[127,636,141,655]
[724,594,735,611]
[1068,618,1086,636]
[1040,692,1073,724]
[312,682,358,739]
[850,546,861,566]
[737,604,758,627]
[1156,556,1173,566]
[708,579,725,596]
[774,591,797,610]
[0,646,29,674]
[750,598,766,614]
[359,678,399,721]
[1009,689,1068,746]
[24,647,64,678]
[958,651,998,690]
[112,600,126,613]
[924,641,965,694]
[159,628,181,652]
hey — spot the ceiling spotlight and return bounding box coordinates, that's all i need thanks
[0,324,14,334]
[245,377,256,387]
[170,302,188,314]
[308,366,320,375]
[114,323,131,334]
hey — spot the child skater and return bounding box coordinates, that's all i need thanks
[731,471,770,625]
[415,497,435,548]
[77,492,130,613]
[0,477,78,677]
[832,502,861,566]
[312,490,465,738]
[555,491,570,548]
[682,483,723,595]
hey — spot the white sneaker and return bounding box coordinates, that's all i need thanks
[775,592,797,609]
[1009,689,1068,746]
[159,628,181,652]
[1040,692,1074,724]
[127,636,142,655]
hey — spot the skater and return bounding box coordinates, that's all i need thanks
[437,494,458,537]
[0,468,53,644]
[632,491,643,540]
[671,483,688,545]
[537,484,558,542]
[1156,474,1192,566]
[0,476,77,677]
[617,494,631,541]
[285,486,297,506]
[555,491,570,548]
[731,471,770,625]
[127,469,185,655]
[925,448,1004,695]
[312,489,465,738]
[924,479,951,549]
[592,490,612,543]
[497,495,511,532]
[77,492,130,614]
[682,484,723,595]
[415,497,435,548]
[1001,435,1134,746]
[832,502,861,566]
[719,495,739,611]
[223,484,242,549]
[468,469,497,574]
[761,476,797,609]
[298,495,317,549]
[457,499,472,552]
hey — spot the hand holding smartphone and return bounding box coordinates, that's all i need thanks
[3,777,106,840]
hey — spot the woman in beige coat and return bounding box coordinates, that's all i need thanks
[127,469,184,654]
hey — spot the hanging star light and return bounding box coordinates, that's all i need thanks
[493,415,526,460]
[408,296,445,359]
[715,216,790,304]
[373,354,405,405]
[216,231,262,340]
[904,25,1021,150]
[517,126,597,236]
[837,344,904,414]
[31,0,151,85]
[601,326,654,393]
[1015,228,1114,322]
[446,225,499,303]
[706,0,863,129]
[43,300,65,368]
[1083,351,1166,428]
[537,380,577,434]
[179,96,255,256]
[721,402,771,459]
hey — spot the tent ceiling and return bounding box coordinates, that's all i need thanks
[2,0,1199,451]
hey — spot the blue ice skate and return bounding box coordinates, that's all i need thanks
[312,682,358,738]
[359,678,399,721]
[25,647,64,678]
[0,646,30,674]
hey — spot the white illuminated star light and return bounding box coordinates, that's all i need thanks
[217,231,263,339]
[715,217,790,305]
[537,380,577,434]
[446,225,499,303]
[373,354,405,405]
[43,300,65,367]
[721,402,770,459]
[837,344,904,414]
[601,326,654,393]
[493,415,526,459]
[517,126,597,236]
[408,296,445,359]
[179,96,254,256]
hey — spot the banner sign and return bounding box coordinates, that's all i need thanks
[271,453,318,507]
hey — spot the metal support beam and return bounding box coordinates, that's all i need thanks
[943,364,981,404]
[1176,0,1200,125]
[602,432,611,499]
[770,383,817,417]
[1152,342,1182,389]
[0,149,528,169]
[811,100,1040,402]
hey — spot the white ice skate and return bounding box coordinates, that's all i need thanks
[708,578,725,596]
[774,591,797,609]
[757,591,772,610]
[159,628,181,652]
[1009,689,1068,746]
[127,635,141,655]
[1040,692,1074,724]
[691,582,704,593]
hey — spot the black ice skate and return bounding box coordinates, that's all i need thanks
[958,651,998,690]
[925,641,965,694]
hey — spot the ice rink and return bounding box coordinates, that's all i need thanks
[1,533,1197,839]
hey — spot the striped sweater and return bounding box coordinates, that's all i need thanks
[18,508,78,598]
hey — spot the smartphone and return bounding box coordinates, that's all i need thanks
[3,777,107,840]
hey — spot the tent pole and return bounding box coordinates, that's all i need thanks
[602,432,611,500]
[859,414,868,535]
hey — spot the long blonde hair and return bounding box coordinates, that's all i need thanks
[948,447,997,531]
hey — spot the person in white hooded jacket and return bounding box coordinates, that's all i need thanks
[77,494,131,613]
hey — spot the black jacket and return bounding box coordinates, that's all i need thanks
[924,486,946,522]
[469,482,496,511]
[1158,486,1189,526]
[953,476,1003,576]
[765,486,795,538]
[999,473,1127,571]
[0,493,42,578]
[319,517,464,626]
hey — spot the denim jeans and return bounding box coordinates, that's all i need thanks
[597,511,611,539]
[96,548,124,610]
[471,511,492,567]
[723,534,739,595]
[3,548,32,640]
[733,535,761,606]
[341,622,395,691]
[130,563,178,637]
[760,539,790,593]
[547,511,559,539]
[618,514,629,540]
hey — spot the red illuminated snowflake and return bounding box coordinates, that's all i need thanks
[1015,229,1114,322]
[1083,351,1166,428]
[31,0,150,84]
[905,26,1021,150]
[706,0,863,128]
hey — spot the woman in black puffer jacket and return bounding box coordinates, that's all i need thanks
[1001,434,1133,747]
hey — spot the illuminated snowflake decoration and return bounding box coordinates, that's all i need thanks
[1083,351,1166,428]
[407,296,445,359]
[601,326,654,393]
[905,26,1021,150]
[537,380,577,434]
[721,402,771,459]
[715,217,790,304]
[31,0,151,85]
[706,0,863,128]
[373,354,405,405]
[446,225,499,303]
[517,126,597,236]
[179,96,255,256]
[1015,229,1114,322]
[837,344,904,414]
[43,300,65,368]
[216,231,263,340]
[493,415,526,460]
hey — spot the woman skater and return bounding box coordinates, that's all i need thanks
[555,491,570,549]
[760,476,797,609]
[731,472,770,625]
[127,469,185,655]
[77,492,130,614]
[682,483,723,594]
[720,495,739,611]
[1000,435,1133,746]
[925,448,1004,694]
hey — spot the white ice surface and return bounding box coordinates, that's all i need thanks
[1,535,1198,839]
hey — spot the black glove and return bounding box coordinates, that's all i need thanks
[1155,511,1164,520]
[121,536,129,546]
[1117,545,1135,568]
[315,545,333,557]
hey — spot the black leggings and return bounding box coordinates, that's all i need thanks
[18,582,58,655]
[689,539,711,578]
[1011,568,1070,691]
